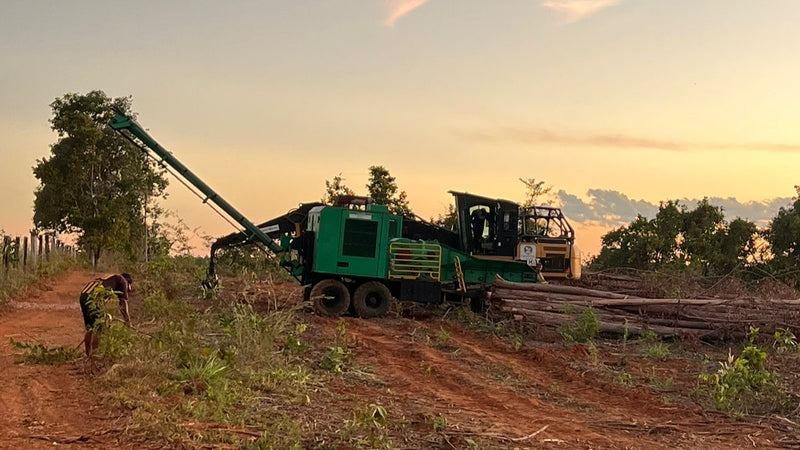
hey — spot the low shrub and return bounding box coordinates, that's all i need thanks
[559,307,599,343]
[699,345,791,415]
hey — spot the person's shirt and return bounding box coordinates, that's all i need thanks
[81,274,130,301]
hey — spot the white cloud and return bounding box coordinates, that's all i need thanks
[558,189,791,227]
[384,0,431,26]
[541,0,620,23]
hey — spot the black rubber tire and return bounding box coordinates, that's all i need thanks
[352,281,393,318]
[310,279,351,317]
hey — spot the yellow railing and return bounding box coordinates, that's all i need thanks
[454,256,466,293]
[388,241,442,281]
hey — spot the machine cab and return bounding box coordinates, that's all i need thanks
[520,205,580,278]
[449,191,520,257]
[449,191,581,278]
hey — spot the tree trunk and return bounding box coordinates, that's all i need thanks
[92,247,101,272]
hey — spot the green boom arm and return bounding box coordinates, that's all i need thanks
[109,113,285,256]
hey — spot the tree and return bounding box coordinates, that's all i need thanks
[768,187,800,260]
[33,91,167,267]
[681,198,725,274]
[710,218,758,276]
[765,188,800,285]
[322,173,355,205]
[366,165,412,216]
[590,199,758,276]
[431,204,458,230]
[520,177,554,207]
[591,214,663,270]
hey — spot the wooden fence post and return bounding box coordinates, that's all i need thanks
[2,236,9,273]
[38,235,43,266]
[13,237,20,269]
[23,236,29,270]
[45,235,50,261]
[30,232,37,270]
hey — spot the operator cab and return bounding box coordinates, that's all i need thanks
[449,191,519,257]
[449,191,581,278]
[521,205,575,244]
[520,205,579,278]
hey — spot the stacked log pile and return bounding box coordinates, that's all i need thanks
[492,277,800,339]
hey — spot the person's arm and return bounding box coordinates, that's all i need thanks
[119,296,130,325]
[117,277,131,325]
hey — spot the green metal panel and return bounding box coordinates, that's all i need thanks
[338,212,383,277]
[309,205,402,279]
[439,246,538,284]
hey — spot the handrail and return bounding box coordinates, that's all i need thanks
[388,241,441,281]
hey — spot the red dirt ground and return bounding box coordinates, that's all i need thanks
[2,273,798,449]
[313,312,799,449]
[0,271,129,449]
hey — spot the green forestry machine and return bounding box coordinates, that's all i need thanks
[110,113,559,317]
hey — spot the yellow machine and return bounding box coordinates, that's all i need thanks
[450,192,581,280]
[519,205,581,279]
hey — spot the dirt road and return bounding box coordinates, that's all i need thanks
[0,271,128,449]
[318,316,794,449]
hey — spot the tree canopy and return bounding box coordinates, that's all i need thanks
[765,186,800,285]
[520,177,555,207]
[321,166,413,216]
[322,173,355,205]
[33,91,168,265]
[366,165,412,216]
[590,199,758,277]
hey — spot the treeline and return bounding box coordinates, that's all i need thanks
[590,190,800,287]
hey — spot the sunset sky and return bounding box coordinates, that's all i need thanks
[2,1,799,257]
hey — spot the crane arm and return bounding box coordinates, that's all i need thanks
[108,113,286,257]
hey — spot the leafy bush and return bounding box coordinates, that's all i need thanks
[321,346,350,373]
[773,328,798,353]
[559,307,599,343]
[344,403,391,449]
[98,322,136,359]
[699,345,790,415]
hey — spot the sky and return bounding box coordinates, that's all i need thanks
[2,0,799,257]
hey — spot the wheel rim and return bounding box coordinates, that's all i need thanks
[320,288,344,308]
[364,292,383,309]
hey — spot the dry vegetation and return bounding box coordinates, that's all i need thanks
[75,259,800,449]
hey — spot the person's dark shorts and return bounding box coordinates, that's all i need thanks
[79,292,102,331]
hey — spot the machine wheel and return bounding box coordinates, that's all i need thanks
[310,279,351,317]
[352,281,393,318]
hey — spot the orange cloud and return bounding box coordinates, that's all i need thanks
[541,0,620,23]
[465,127,687,151]
[384,0,430,26]
[463,126,800,153]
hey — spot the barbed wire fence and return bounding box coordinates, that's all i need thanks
[1,231,77,278]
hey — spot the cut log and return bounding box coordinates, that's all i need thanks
[491,275,800,339]
[494,276,631,299]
